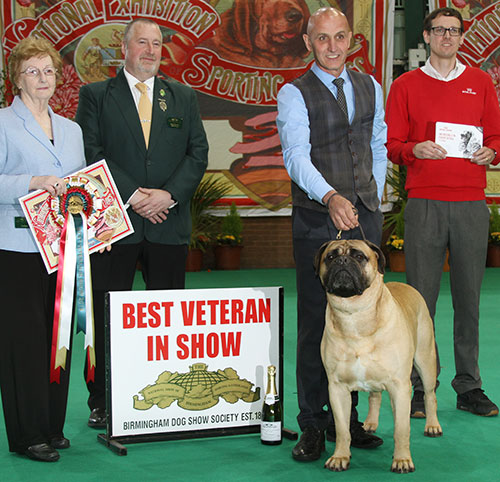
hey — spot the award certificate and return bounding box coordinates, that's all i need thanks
[19,160,134,273]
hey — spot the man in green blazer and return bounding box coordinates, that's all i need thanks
[76,18,208,427]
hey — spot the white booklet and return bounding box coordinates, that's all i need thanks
[435,121,483,159]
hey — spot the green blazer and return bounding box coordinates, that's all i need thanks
[75,69,208,245]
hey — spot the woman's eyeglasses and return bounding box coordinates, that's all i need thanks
[20,66,57,77]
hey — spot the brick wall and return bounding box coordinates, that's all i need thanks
[201,216,295,270]
[198,215,395,270]
[240,216,295,269]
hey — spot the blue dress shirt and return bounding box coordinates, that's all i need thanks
[277,63,387,205]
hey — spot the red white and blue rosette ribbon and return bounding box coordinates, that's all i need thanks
[50,184,96,383]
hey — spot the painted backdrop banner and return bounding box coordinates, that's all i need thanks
[1,0,394,214]
[430,0,500,202]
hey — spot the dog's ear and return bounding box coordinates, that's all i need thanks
[314,241,330,275]
[365,241,386,275]
[232,0,256,49]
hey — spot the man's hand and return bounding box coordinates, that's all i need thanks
[471,146,496,165]
[413,141,447,159]
[324,192,359,231]
[130,187,175,224]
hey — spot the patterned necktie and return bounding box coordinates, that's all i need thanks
[333,77,348,119]
[136,82,152,148]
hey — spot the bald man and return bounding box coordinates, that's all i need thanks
[277,7,387,461]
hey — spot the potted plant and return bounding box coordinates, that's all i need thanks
[385,202,406,272]
[187,175,231,271]
[214,202,243,270]
[384,164,407,272]
[487,201,500,267]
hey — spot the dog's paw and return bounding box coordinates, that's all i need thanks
[363,421,378,433]
[391,457,415,473]
[424,424,443,437]
[324,455,351,472]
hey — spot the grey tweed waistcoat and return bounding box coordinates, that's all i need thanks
[292,69,379,213]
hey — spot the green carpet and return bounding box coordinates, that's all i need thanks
[1,268,499,481]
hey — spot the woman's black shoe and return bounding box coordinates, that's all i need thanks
[88,408,107,428]
[24,443,60,462]
[50,437,70,449]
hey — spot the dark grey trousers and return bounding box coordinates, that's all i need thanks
[404,198,489,394]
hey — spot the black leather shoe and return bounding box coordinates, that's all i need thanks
[326,421,383,449]
[24,443,60,462]
[50,437,70,449]
[88,408,107,428]
[292,427,325,461]
[411,390,426,418]
[350,421,383,448]
[457,388,499,417]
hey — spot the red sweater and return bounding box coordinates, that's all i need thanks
[385,66,500,201]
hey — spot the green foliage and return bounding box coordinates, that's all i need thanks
[489,201,500,233]
[217,202,243,246]
[190,175,231,251]
[384,200,406,239]
[489,201,500,246]
[385,164,407,206]
[383,164,407,240]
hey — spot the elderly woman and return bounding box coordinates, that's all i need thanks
[0,37,85,462]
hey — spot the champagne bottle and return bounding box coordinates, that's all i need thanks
[261,365,282,445]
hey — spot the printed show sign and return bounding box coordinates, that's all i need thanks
[106,287,282,442]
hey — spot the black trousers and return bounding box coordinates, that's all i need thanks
[86,240,188,410]
[292,203,383,431]
[0,250,71,453]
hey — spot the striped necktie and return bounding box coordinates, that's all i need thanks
[136,82,152,148]
[333,77,348,119]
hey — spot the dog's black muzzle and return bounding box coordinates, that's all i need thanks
[323,255,368,297]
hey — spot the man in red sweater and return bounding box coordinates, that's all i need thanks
[386,7,500,417]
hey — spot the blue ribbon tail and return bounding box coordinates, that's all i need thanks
[74,215,87,334]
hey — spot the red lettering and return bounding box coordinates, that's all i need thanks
[147,335,153,361]
[196,300,206,325]
[206,300,219,324]
[176,334,189,359]
[206,332,219,357]
[123,303,135,328]
[191,333,204,358]
[148,302,161,328]
[181,301,195,326]
[220,299,229,324]
[231,299,244,323]
[259,298,271,323]
[221,331,241,356]
[155,335,169,360]
[161,301,173,327]
[148,335,169,360]
[137,302,147,328]
[245,299,257,323]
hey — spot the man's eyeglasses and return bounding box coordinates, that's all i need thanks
[430,26,462,37]
[20,66,57,77]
